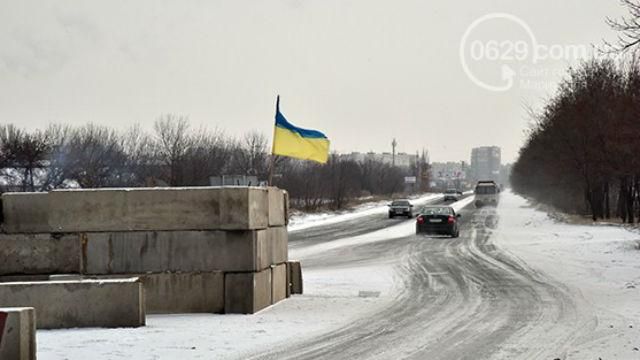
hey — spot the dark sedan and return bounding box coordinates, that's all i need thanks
[388,199,414,218]
[416,206,461,237]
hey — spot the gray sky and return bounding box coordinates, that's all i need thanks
[0,0,627,163]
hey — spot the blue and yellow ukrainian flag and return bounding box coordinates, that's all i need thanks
[272,96,330,163]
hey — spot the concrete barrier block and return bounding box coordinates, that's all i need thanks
[48,187,269,232]
[139,272,224,314]
[268,187,286,227]
[224,269,271,314]
[255,227,288,271]
[1,192,49,234]
[271,264,287,304]
[0,307,36,360]
[284,190,290,225]
[0,233,81,275]
[83,230,276,274]
[0,279,145,329]
[288,261,303,295]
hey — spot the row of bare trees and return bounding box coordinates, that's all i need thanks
[0,116,417,210]
[0,116,269,191]
[511,59,640,222]
[273,156,416,210]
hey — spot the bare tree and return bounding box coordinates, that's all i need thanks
[228,132,269,178]
[153,114,192,186]
[65,124,127,188]
[605,0,640,53]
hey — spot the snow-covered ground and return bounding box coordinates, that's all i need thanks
[38,264,396,360]
[493,190,640,359]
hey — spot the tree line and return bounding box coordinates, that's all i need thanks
[511,59,640,222]
[0,116,423,210]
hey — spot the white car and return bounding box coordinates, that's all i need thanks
[443,189,463,201]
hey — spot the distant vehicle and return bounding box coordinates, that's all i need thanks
[416,206,461,237]
[474,180,499,207]
[388,199,414,218]
[443,189,463,201]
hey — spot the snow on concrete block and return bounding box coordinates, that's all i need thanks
[224,269,272,314]
[287,261,303,295]
[1,192,49,234]
[0,279,145,329]
[268,187,287,227]
[48,186,270,233]
[271,264,287,304]
[0,307,36,360]
[0,233,81,275]
[83,230,275,274]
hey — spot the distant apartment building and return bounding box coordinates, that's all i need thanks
[470,146,501,182]
[341,152,417,168]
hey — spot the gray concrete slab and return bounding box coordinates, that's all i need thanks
[288,261,303,295]
[0,233,81,275]
[82,229,285,274]
[0,307,36,360]
[0,279,145,329]
[109,272,225,314]
[268,187,287,227]
[271,264,287,304]
[48,186,270,232]
[224,269,272,314]
[1,192,49,234]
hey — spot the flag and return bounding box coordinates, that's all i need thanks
[272,96,330,163]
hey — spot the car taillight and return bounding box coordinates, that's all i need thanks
[417,216,425,224]
[448,215,455,224]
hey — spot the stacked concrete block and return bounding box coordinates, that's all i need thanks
[224,268,272,314]
[0,279,145,329]
[47,187,270,232]
[0,233,81,275]
[1,193,49,234]
[271,264,288,304]
[0,307,36,360]
[0,186,294,321]
[287,261,304,295]
[81,227,287,275]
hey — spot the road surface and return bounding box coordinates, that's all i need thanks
[253,197,589,360]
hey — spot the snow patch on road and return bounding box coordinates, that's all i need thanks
[493,190,640,359]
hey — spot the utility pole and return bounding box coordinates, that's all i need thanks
[391,138,397,167]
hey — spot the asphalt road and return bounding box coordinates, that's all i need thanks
[255,197,585,359]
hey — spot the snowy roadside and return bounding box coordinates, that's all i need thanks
[37,264,396,360]
[288,192,443,232]
[493,190,640,359]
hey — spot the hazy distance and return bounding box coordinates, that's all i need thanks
[0,0,626,162]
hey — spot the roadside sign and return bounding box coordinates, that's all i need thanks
[404,176,417,184]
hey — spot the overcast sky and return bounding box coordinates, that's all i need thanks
[0,0,628,163]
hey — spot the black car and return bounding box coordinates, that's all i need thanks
[388,199,413,218]
[416,206,461,237]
